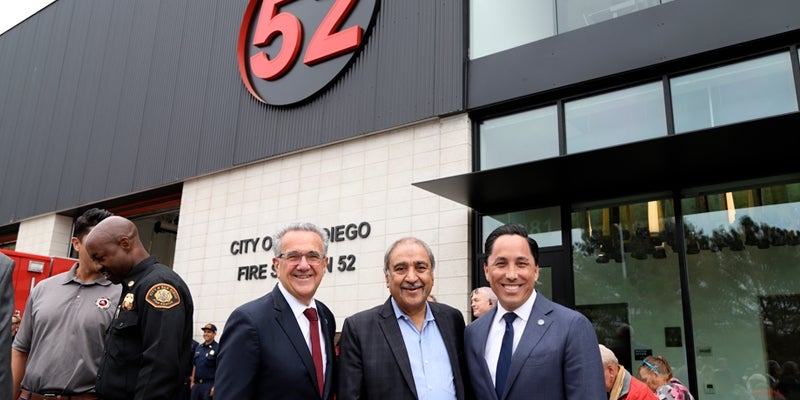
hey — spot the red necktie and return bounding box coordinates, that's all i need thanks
[304,307,324,396]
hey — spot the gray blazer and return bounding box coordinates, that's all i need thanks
[464,294,606,400]
[337,297,471,400]
[0,253,14,400]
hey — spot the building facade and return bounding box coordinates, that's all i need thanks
[2,1,799,398]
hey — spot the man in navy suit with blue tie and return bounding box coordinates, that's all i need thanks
[464,224,606,400]
[215,222,336,400]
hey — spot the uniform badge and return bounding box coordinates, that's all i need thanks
[145,283,181,309]
[122,293,135,310]
[96,297,111,309]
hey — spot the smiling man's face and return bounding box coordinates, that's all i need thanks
[484,234,539,312]
[273,229,327,306]
[385,240,433,315]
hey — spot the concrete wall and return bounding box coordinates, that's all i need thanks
[15,214,73,256]
[173,115,473,335]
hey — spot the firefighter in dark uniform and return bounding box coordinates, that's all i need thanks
[84,216,194,400]
[191,323,219,400]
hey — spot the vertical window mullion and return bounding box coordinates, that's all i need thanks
[663,76,675,135]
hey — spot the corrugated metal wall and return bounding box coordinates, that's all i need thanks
[0,0,466,225]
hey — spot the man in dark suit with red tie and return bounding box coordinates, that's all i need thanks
[215,223,336,400]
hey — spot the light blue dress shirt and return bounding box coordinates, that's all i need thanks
[391,298,457,400]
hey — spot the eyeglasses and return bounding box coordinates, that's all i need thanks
[642,359,660,374]
[278,251,324,266]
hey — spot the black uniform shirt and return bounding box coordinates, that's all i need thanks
[96,256,194,400]
[193,340,219,381]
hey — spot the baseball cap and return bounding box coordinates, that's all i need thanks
[201,323,217,332]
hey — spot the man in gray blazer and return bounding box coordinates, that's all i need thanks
[337,237,471,400]
[464,224,606,400]
[1,252,14,400]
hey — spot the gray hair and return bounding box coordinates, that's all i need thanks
[470,286,497,302]
[383,237,435,274]
[598,344,619,366]
[274,222,330,257]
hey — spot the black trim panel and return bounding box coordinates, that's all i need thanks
[414,113,800,214]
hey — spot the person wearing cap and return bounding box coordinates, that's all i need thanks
[191,323,219,400]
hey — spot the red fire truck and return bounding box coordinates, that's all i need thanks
[2,249,77,316]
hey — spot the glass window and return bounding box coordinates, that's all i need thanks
[470,0,555,59]
[470,0,672,58]
[565,81,667,154]
[482,207,562,247]
[671,52,799,134]
[556,0,662,34]
[681,183,800,399]
[479,106,559,170]
[571,199,690,382]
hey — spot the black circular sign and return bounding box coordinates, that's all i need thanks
[238,0,380,106]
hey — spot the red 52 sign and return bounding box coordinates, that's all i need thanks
[238,0,379,106]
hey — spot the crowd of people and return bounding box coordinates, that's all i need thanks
[1,217,789,400]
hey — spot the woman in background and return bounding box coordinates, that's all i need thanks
[638,355,696,400]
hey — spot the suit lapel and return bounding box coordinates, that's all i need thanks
[316,300,335,399]
[431,303,465,400]
[378,298,419,398]
[273,286,319,394]
[506,295,554,391]
[431,304,459,373]
[474,308,498,388]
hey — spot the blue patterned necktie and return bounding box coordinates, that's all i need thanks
[495,312,517,399]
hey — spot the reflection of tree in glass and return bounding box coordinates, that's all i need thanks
[574,214,800,263]
[573,209,800,389]
[760,295,800,365]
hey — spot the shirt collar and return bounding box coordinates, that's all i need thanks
[277,281,317,317]
[120,256,158,288]
[494,290,537,323]
[60,262,113,286]
[390,297,435,323]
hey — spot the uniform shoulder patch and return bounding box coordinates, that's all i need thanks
[145,283,181,309]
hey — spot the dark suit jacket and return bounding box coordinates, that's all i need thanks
[215,284,336,400]
[0,254,13,400]
[337,297,471,400]
[464,294,606,400]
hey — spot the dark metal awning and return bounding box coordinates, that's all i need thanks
[414,113,800,214]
